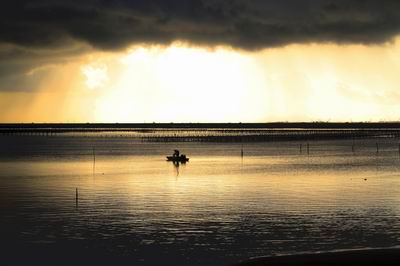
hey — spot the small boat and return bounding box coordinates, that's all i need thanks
[166,155,189,163]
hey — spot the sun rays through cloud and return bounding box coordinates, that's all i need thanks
[2,39,400,123]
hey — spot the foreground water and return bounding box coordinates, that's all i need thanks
[1,135,400,265]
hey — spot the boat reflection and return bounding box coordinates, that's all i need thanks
[171,160,187,177]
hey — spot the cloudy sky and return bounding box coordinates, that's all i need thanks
[2,0,400,122]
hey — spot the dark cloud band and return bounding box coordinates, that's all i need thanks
[2,0,400,50]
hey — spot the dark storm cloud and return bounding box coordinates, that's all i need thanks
[2,0,400,50]
[1,0,400,91]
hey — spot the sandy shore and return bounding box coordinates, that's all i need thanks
[233,248,400,266]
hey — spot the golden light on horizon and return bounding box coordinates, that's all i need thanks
[3,39,400,123]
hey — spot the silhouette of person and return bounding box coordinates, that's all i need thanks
[173,150,180,157]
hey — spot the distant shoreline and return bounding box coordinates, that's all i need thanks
[2,122,400,129]
[2,123,400,142]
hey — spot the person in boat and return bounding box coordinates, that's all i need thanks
[173,150,180,158]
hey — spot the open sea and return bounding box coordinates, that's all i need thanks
[1,131,400,265]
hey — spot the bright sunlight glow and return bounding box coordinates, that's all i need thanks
[92,45,267,122]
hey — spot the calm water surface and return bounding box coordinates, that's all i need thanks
[1,136,400,265]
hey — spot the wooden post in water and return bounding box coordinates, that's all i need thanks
[307,143,310,155]
[352,139,355,154]
[376,142,379,154]
[76,188,78,208]
[93,147,96,174]
[240,146,244,165]
[299,144,303,154]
